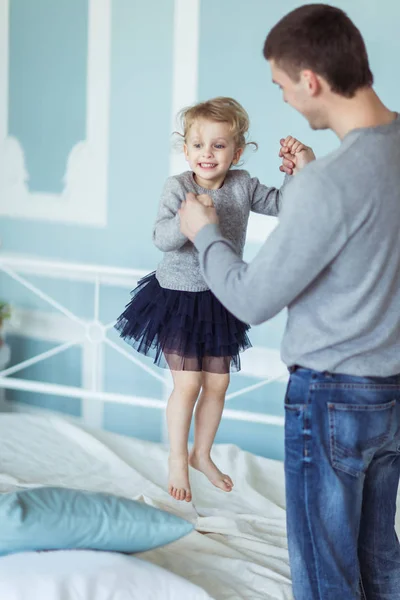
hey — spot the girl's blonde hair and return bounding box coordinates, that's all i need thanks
[176,97,258,152]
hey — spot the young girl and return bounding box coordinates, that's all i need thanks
[116,97,307,502]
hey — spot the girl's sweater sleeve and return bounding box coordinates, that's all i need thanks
[250,174,292,216]
[153,177,189,252]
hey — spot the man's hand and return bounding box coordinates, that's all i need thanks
[179,192,219,242]
[279,135,316,176]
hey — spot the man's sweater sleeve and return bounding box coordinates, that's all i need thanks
[194,171,348,325]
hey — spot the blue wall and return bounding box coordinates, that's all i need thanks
[1,0,398,460]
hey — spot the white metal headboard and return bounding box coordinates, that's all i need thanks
[0,253,286,428]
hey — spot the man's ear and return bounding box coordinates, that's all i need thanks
[301,70,321,97]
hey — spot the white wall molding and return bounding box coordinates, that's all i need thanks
[169,0,200,176]
[161,0,200,441]
[0,0,111,227]
[166,0,277,247]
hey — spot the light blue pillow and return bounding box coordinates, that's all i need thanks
[0,486,194,556]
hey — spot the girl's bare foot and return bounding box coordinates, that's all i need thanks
[189,451,233,492]
[168,455,192,502]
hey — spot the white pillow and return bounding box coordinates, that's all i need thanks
[0,549,214,600]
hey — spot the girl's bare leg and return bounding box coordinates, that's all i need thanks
[166,366,202,502]
[189,369,233,492]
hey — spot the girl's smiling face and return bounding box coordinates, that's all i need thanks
[184,119,243,190]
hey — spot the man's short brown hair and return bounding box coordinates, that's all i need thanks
[263,4,373,98]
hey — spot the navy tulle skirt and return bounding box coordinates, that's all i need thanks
[115,272,251,373]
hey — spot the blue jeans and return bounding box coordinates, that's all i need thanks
[284,367,400,600]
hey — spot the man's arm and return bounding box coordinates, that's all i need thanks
[193,172,347,325]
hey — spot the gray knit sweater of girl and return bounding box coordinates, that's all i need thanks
[153,170,289,292]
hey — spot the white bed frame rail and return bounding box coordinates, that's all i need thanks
[0,253,286,429]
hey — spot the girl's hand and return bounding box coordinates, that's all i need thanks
[196,193,214,207]
[279,136,316,176]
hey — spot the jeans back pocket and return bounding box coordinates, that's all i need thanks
[328,399,396,477]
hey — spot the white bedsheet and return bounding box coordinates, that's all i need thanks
[0,414,292,600]
[1,414,398,600]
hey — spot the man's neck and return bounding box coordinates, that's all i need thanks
[328,88,397,140]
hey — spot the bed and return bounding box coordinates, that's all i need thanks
[1,256,399,599]
[0,253,293,599]
[0,413,293,600]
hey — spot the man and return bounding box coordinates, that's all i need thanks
[179,4,400,600]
